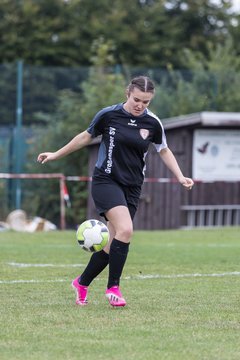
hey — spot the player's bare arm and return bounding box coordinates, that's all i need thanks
[37,130,92,164]
[159,147,194,190]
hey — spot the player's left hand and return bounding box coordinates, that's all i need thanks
[180,177,194,190]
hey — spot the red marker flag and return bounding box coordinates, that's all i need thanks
[62,181,71,208]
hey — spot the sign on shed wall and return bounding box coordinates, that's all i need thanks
[193,129,240,181]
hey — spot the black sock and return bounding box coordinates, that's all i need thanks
[79,250,109,286]
[107,238,129,289]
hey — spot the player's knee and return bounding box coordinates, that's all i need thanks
[116,225,133,242]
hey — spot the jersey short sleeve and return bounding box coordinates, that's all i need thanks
[87,105,117,138]
[147,109,168,152]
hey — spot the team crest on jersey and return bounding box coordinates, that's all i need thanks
[140,129,149,140]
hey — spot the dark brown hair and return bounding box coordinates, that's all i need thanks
[127,76,155,94]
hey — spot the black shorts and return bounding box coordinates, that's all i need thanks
[91,176,141,221]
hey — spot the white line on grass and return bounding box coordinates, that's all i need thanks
[0,279,68,284]
[1,271,240,284]
[6,262,85,268]
[130,271,240,279]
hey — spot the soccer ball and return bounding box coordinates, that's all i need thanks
[76,219,109,252]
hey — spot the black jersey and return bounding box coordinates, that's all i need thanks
[87,103,167,186]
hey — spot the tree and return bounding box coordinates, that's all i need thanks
[0,0,83,66]
[151,37,240,118]
[0,0,239,69]
[0,64,16,124]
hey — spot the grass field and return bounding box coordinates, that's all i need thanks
[0,227,240,360]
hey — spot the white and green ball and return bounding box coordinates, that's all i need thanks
[76,219,109,252]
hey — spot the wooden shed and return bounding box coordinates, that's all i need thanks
[87,112,240,229]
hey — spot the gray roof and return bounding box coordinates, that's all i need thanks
[162,112,240,129]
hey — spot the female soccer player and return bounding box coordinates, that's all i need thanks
[37,76,194,307]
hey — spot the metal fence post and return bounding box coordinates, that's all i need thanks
[15,60,23,209]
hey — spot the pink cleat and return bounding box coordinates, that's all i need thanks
[105,286,127,307]
[72,277,88,306]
